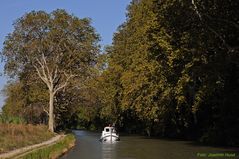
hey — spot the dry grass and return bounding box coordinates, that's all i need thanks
[0,124,54,153]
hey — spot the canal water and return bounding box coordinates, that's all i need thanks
[60,130,238,159]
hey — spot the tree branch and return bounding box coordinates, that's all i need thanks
[191,0,202,20]
[52,67,58,81]
[34,65,48,84]
[42,105,49,115]
[53,72,75,95]
[36,58,48,80]
[41,53,53,83]
[34,60,52,90]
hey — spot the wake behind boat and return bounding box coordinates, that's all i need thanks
[100,126,120,142]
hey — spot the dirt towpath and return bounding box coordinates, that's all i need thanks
[0,135,64,159]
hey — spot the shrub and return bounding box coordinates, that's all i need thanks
[0,115,26,124]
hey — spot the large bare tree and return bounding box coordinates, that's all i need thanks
[2,9,100,132]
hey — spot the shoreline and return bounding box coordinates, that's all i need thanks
[15,134,75,159]
[0,135,63,159]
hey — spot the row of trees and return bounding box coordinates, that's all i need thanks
[1,0,239,146]
[95,0,239,145]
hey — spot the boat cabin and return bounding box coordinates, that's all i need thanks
[100,126,119,142]
[103,127,116,133]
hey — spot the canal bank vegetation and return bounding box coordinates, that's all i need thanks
[0,123,54,153]
[1,0,238,148]
[17,134,75,159]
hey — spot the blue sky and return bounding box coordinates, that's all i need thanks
[0,0,131,110]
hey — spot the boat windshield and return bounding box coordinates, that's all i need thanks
[104,127,116,133]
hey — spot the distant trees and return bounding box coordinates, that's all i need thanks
[2,9,100,132]
[2,81,26,119]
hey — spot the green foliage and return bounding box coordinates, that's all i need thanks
[92,0,239,146]
[1,9,100,130]
[3,9,100,78]
[2,81,25,118]
[2,80,48,124]
[0,115,26,124]
[1,0,238,146]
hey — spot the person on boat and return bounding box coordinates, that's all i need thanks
[112,123,117,133]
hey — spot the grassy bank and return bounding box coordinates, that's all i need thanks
[18,134,75,159]
[0,124,54,153]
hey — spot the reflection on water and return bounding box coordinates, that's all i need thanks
[60,130,238,159]
[102,142,117,159]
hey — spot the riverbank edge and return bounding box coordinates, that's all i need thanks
[13,134,75,159]
[0,134,75,159]
[0,135,63,159]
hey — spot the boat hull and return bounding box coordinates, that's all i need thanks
[100,134,120,142]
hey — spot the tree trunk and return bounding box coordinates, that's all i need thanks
[48,91,54,132]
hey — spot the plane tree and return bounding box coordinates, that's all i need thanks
[2,9,100,132]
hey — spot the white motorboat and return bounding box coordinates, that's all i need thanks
[100,126,120,142]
